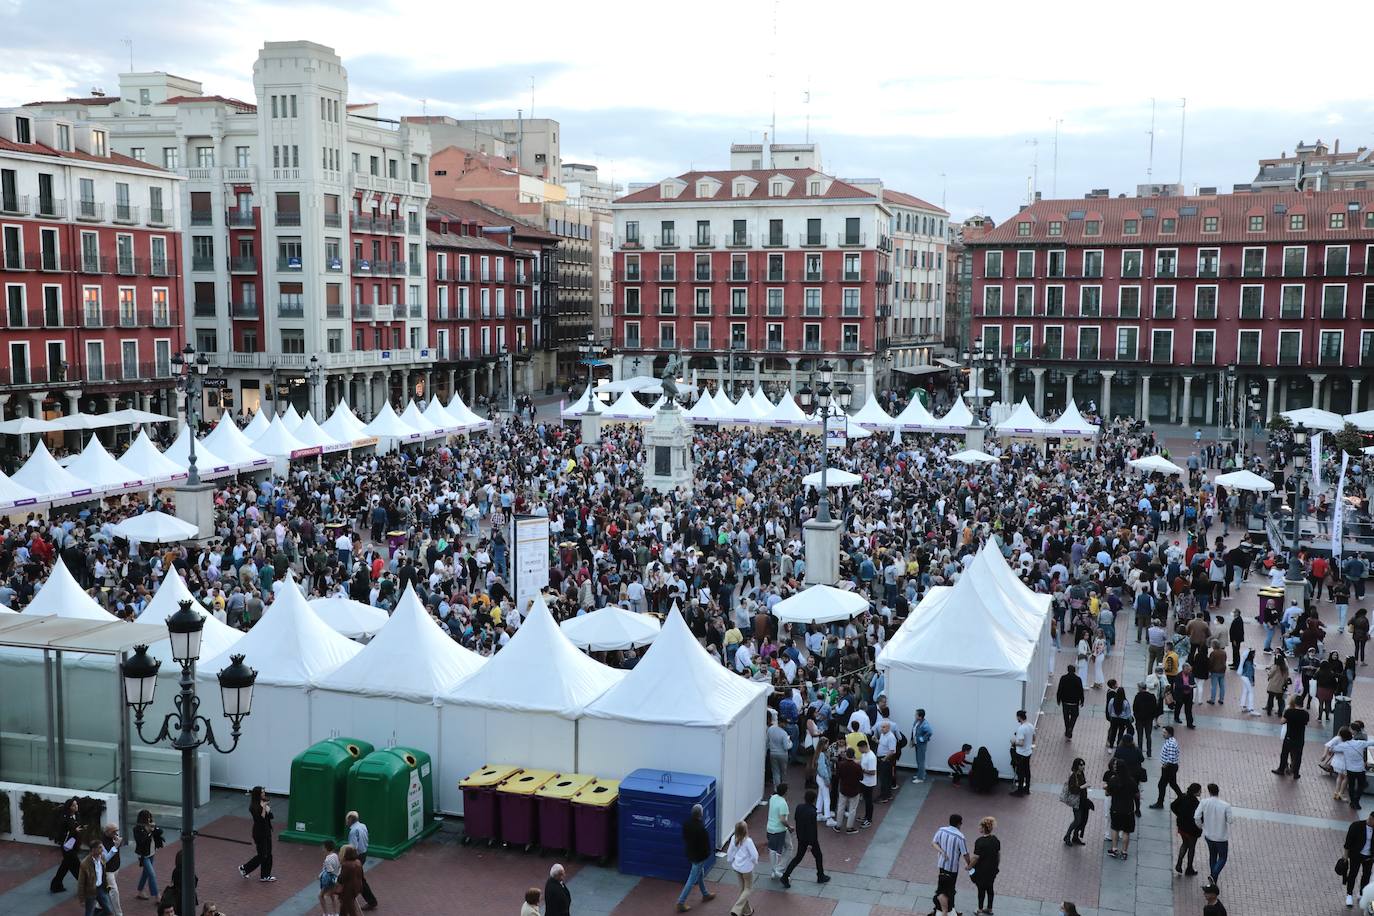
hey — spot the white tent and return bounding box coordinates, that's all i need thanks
[292,412,347,453]
[24,558,115,620]
[559,606,662,651]
[322,401,370,445]
[437,597,622,813]
[400,400,444,438]
[729,391,769,424]
[66,436,144,494]
[11,441,89,503]
[1214,469,1276,493]
[0,470,39,510]
[1346,410,1374,432]
[311,585,485,760]
[849,395,897,429]
[278,403,304,433]
[935,396,975,431]
[446,393,489,430]
[363,402,422,441]
[994,399,1051,436]
[892,396,938,431]
[250,415,309,459]
[139,570,243,664]
[117,431,187,486]
[578,609,770,844]
[110,511,199,544]
[1044,401,1100,437]
[750,388,773,417]
[559,387,595,419]
[762,390,811,427]
[878,546,1051,777]
[163,426,239,478]
[201,414,272,469]
[423,397,462,433]
[603,389,654,421]
[1280,406,1345,432]
[801,468,862,489]
[242,409,272,441]
[772,584,870,625]
[685,390,723,424]
[949,449,998,465]
[712,389,737,418]
[198,577,362,792]
[307,596,389,639]
[1129,455,1185,476]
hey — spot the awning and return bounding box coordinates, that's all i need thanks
[0,615,168,654]
[893,364,950,377]
[936,358,965,369]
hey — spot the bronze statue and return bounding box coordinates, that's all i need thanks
[660,352,684,404]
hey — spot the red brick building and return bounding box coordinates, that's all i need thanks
[0,107,184,435]
[965,188,1374,423]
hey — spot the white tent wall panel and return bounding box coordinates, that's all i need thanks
[207,685,310,794]
[308,691,441,763]
[885,669,1025,778]
[436,707,577,816]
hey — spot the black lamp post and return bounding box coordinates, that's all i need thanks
[171,344,210,486]
[579,332,599,415]
[798,361,845,523]
[121,600,257,916]
[1284,423,1308,607]
[305,354,322,417]
[499,344,514,413]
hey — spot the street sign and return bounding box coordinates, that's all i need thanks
[201,377,229,389]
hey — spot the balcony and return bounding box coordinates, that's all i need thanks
[323,213,342,229]
[619,235,643,250]
[351,214,379,233]
[694,268,712,282]
[408,217,421,235]
[802,339,823,353]
[762,233,790,248]
[74,201,104,222]
[231,301,260,319]
[842,270,863,282]
[192,300,216,318]
[326,256,343,273]
[842,303,861,318]
[725,232,752,248]
[765,338,786,352]
[352,258,375,273]
[35,198,65,218]
[82,306,111,327]
[115,257,137,276]
[275,212,302,227]
[386,218,407,234]
[148,207,171,227]
[278,299,305,319]
[118,308,138,327]
[2,305,31,328]
[190,209,214,226]
[408,303,423,319]
[42,306,64,328]
[838,232,866,247]
[225,167,256,183]
[226,209,256,228]
[841,339,861,353]
[409,261,423,276]
[353,302,374,320]
[375,304,395,322]
[230,256,257,274]
[0,194,29,216]
[79,254,111,275]
[729,269,749,282]
[276,256,303,271]
[149,308,172,328]
[658,268,677,283]
[801,232,828,248]
[690,234,715,249]
[1319,349,1343,367]
[191,256,216,272]
[653,234,679,250]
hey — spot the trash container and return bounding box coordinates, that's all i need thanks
[459,764,521,847]
[617,769,716,881]
[497,768,557,850]
[1334,695,1353,737]
[345,747,439,859]
[572,779,619,864]
[534,773,595,856]
[386,530,408,558]
[281,738,374,845]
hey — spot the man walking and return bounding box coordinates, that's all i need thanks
[910,709,934,783]
[765,712,791,790]
[930,814,972,916]
[1132,681,1159,756]
[858,739,878,828]
[100,822,124,916]
[1149,726,1183,808]
[544,863,572,916]
[833,748,863,834]
[1342,812,1374,908]
[1056,666,1085,740]
[1272,695,1310,778]
[876,722,898,803]
[676,805,716,912]
[1197,784,1232,885]
[779,789,830,888]
[1146,618,1169,675]
[345,811,378,911]
[1009,710,1034,796]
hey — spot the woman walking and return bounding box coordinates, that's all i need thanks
[1265,653,1290,716]
[1106,686,1132,749]
[725,820,758,916]
[970,816,1001,915]
[133,808,164,900]
[1062,758,1089,846]
[810,737,835,826]
[1171,783,1202,876]
[1105,761,1135,861]
[1353,608,1370,665]
[1316,652,1341,722]
[1091,633,1107,689]
[1237,649,1258,715]
[318,840,341,916]
[337,845,364,916]
[239,786,276,882]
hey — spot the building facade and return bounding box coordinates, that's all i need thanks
[0,106,184,437]
[410,116,561,183]
[26,41,434,420]
[1252,139,1374,192]
[966,188,1374,423]
[611,160,893,398]
[876,189,948,370]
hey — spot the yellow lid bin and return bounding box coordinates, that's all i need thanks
[497,769,559,850]
[573,779,620,807]
[534,774,597,856]
[536,773,596,801]
[460,764,522,789]
[570,779,621,862]
[458,765,522,847]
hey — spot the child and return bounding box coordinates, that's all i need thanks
[947,744,972,785]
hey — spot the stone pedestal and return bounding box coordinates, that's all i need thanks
[964,422,986,452]
[1284,572,1307,611]
[173,481,217,540]
[642,405,693,494]
[581,413,602,445]
[803,517,843,586]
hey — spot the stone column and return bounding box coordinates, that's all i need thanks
[446,369,456,400]
[1140,374,1152,422]
[1266,376,1277,421]
[1203,374,1215,425]
[484,364,495,399]
[862,358,874,402]
[523,361,533,398]
[1353,377,1363,414]
[1031,367,1046,414]
[788,357,800,392]
[751,357,761,390]
[1179,375,1193,426]
[1310,372,1326,410]
[1000,366,1012,403]
[466,369,476,403]
[1064,373,1075,407]
[1099,370,1114,416]
[1279,380,1289,412]
[424,370,433,401]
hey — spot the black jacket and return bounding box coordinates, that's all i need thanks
[544,877,572,916]
[1345,819,1374,856]
[1055,673,1084,706]
[682,817,712,863]
[793,802,818,845]
[1131,690,1158,722]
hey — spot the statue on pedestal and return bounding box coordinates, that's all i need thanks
[659,352,684,406]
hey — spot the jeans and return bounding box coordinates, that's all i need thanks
[782,839,825,880]
[913,742,928,780]
[1205,839,1228,880]
[1339,604,1350,630]
[1263,624,1276,651]
[1208,672,1225,702]
[677,857,712,904]
[768,754,787,788]
[137,854,158,896]
[83,889,112,916]
[836,793,861,830]
[784,723,800,764]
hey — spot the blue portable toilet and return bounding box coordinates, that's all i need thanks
[617,769,716,881]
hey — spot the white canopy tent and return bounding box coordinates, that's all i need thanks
[24,558,116,621]
[994,399,1052,436]
[935,396,975,431]
[892,397,938,432]
[66,437,144,495]
[139,570,243,664]
[1214,469,1276,492]
[762,390,811,427]
[163,426,239,478]
[1346,410,1374,432]
[202,414,272,470]
[117,431,187,486]
[311,585,485,763]
[437,597,622,813]
[363,402,422,442]
[242,409,272,441]
[772,584,870,625]
[685,390,723,423]
[801,468,862,489]
[321,401,371,446]
[278,403,304,433]
[878,545,1051,777]
[0,409,174,435]
[11,442,90,503]
[849,395,897,429]
[400,400,445,438]
[1129,455,1185,476]
[949,449,998,464]
[422,397,463,434]
[559,606,662,651]
[307,596,389,639]
[1280,406,1345,432]
[250,415,309,459]
[712,389,737,418]
[445,394,490,431]
[749,388,773,416]
[292,413,347,453]
[198,577,362,792]
[110,511,199,544]
[559,387,596,419]
[0,470,39,510]
[602,389,655,421]
[1044,402,1100,437]
[578,609,770,844]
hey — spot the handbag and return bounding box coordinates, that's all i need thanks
[319,867,339,890]
[1059,784,1078,808]
[1337,855,1349,877]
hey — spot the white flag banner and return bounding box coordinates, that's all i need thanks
[1331,452,1350,558]
[1310,432,1323,493]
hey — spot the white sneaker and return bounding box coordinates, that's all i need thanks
[912,777,925,784]
[1347,893,1354,907]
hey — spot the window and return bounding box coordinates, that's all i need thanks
[129,147,145,162]
[766,288,783,316]
[1084,219,1101,236]
[1121,250,1142,278]
[1363,330,1374,366]
[1048,220,1063,236]
[624,220,640,244]
[984,251,1003,278]
[1248,215,1264,232]
[1326,245,1349,276]
[1322,284,1347,318]
[1045,286,1064,316]
[694,253,711,281]
[1014,285,1033,316]
[659,220,676,246]
[1365,284,1374,320]
[1047,250,1065,277]
[1118,286,1141,318]
[1155,249,1177,278]
[1192,329,1215,364]
[1016,221,1030,237]
[982,286,1002,316]
[1152,286,1175,318]
[1042,326,1063,359]
[731,288,747,316]
[1277,330,1301,365]
[1202,216,1219,233]
[1330,212,1346,230]
[55,124,69,151]
[196,147,214,168]
[1236,285,1261,319]
[119,340,137,379]
[805,218,822,245]
[1241,248,1265,277]
[658,288,675,315]
[1197,248,1219,277]
[1083,250,1103,278]
[1280,284,1303,319]
[1237,330,1262,365]
[1282,246,1306,277]
[91,130,106,156]
[1289,213,1305,231]
[842,288,860,317]
[1015,250,1034,278]
[1195,285,1217,319]
[1123,219,1139,235]
[696,220,711,246]
[1080,286,1101,317]
[980,325,1002,356]
[1150,329,1173,363]
[1078,327,1100,360]
[693,322,711,349]
[767,219,784,245]
[804,288,821,317]
[1160,217,1176,234]
[623,288,640,315]
[1319,330,1343,365]
[694,288,711,316]
[1012,326,1033,358]
[162,147,179,169]
[1115,327,1138,361]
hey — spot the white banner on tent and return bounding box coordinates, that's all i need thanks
[510,514,550,613]
[1311,433,1323,493]
[825,414,846,450]
[1332,452,1350,558]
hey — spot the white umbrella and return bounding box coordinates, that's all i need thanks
[308,597,389,640]
[1128,455,1185,476]
[772,585,870,625]
[949,449,998,464]
[1214,469,1276,493]
[801,469,862,489]
[1345,410,1374,432]
[110,511,199,544]
[559,606,663,651]
[1279,406,1345,432]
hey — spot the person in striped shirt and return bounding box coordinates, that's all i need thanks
[930,814,972,915]
[1150,727,1183,808]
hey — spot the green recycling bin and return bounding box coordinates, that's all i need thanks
[281,737,374,845]
[345,747,440,859]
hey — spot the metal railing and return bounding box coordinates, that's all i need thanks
[74,201,104,222]
[192,301,216,318]
[230,256,257,273]
[323,213,342,228]
[277,300,305,318]
[762,233,790,248]
[801,232,828,247]
[231,301,260,319]
[36,198,65,218]
[691,234,715,249]
[276,256,303,271]
[190,209,214,226]
[191,256,216,272]
[726,232,752,248]
[275,212,302,227]
[0,194,30,216]
[226,210,255,227]
[838,231,866,247]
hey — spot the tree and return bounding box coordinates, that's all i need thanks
[1330,422,1366,458]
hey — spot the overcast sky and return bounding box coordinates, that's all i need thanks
[3,0,1371,222]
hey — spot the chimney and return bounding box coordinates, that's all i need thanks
[1335,139,1340,154]
[1034,191,1042,202]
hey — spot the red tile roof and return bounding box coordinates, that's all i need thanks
[0,136,168,174]
[969,188,1374,246]
[425,228,529,255]
[22,96,120,107]
[427,195,559,242]
[163,95,257,112]
[614,169,880,205]
[882,189,949,216]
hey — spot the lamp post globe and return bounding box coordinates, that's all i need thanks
[165,599,206,667]
[217,654,258,729]
[120,645,161,714]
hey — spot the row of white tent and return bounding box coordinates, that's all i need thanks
[0,395,492,510]
[562,386,1100,438]
[1280,406,1374,433]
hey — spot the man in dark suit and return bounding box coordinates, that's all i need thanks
[544,863,572,916]
[780,788,831,888]
[1342,812,1374,907]
[1132,682,1159,757]
[1055,665,1085,739]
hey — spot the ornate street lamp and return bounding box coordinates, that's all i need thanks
[171,344,211,486]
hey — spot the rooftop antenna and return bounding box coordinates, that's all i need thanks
[940,172,947,210]
[1025,137,1039,200]
[1146,97,1156,182]
[420,98,427,117]
[1052,118,1062,197]
[529,76,535,120]
[803,85,811,143]
[768,0,778,165]
[1176,97,1187,185]
[121,38,133,72]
